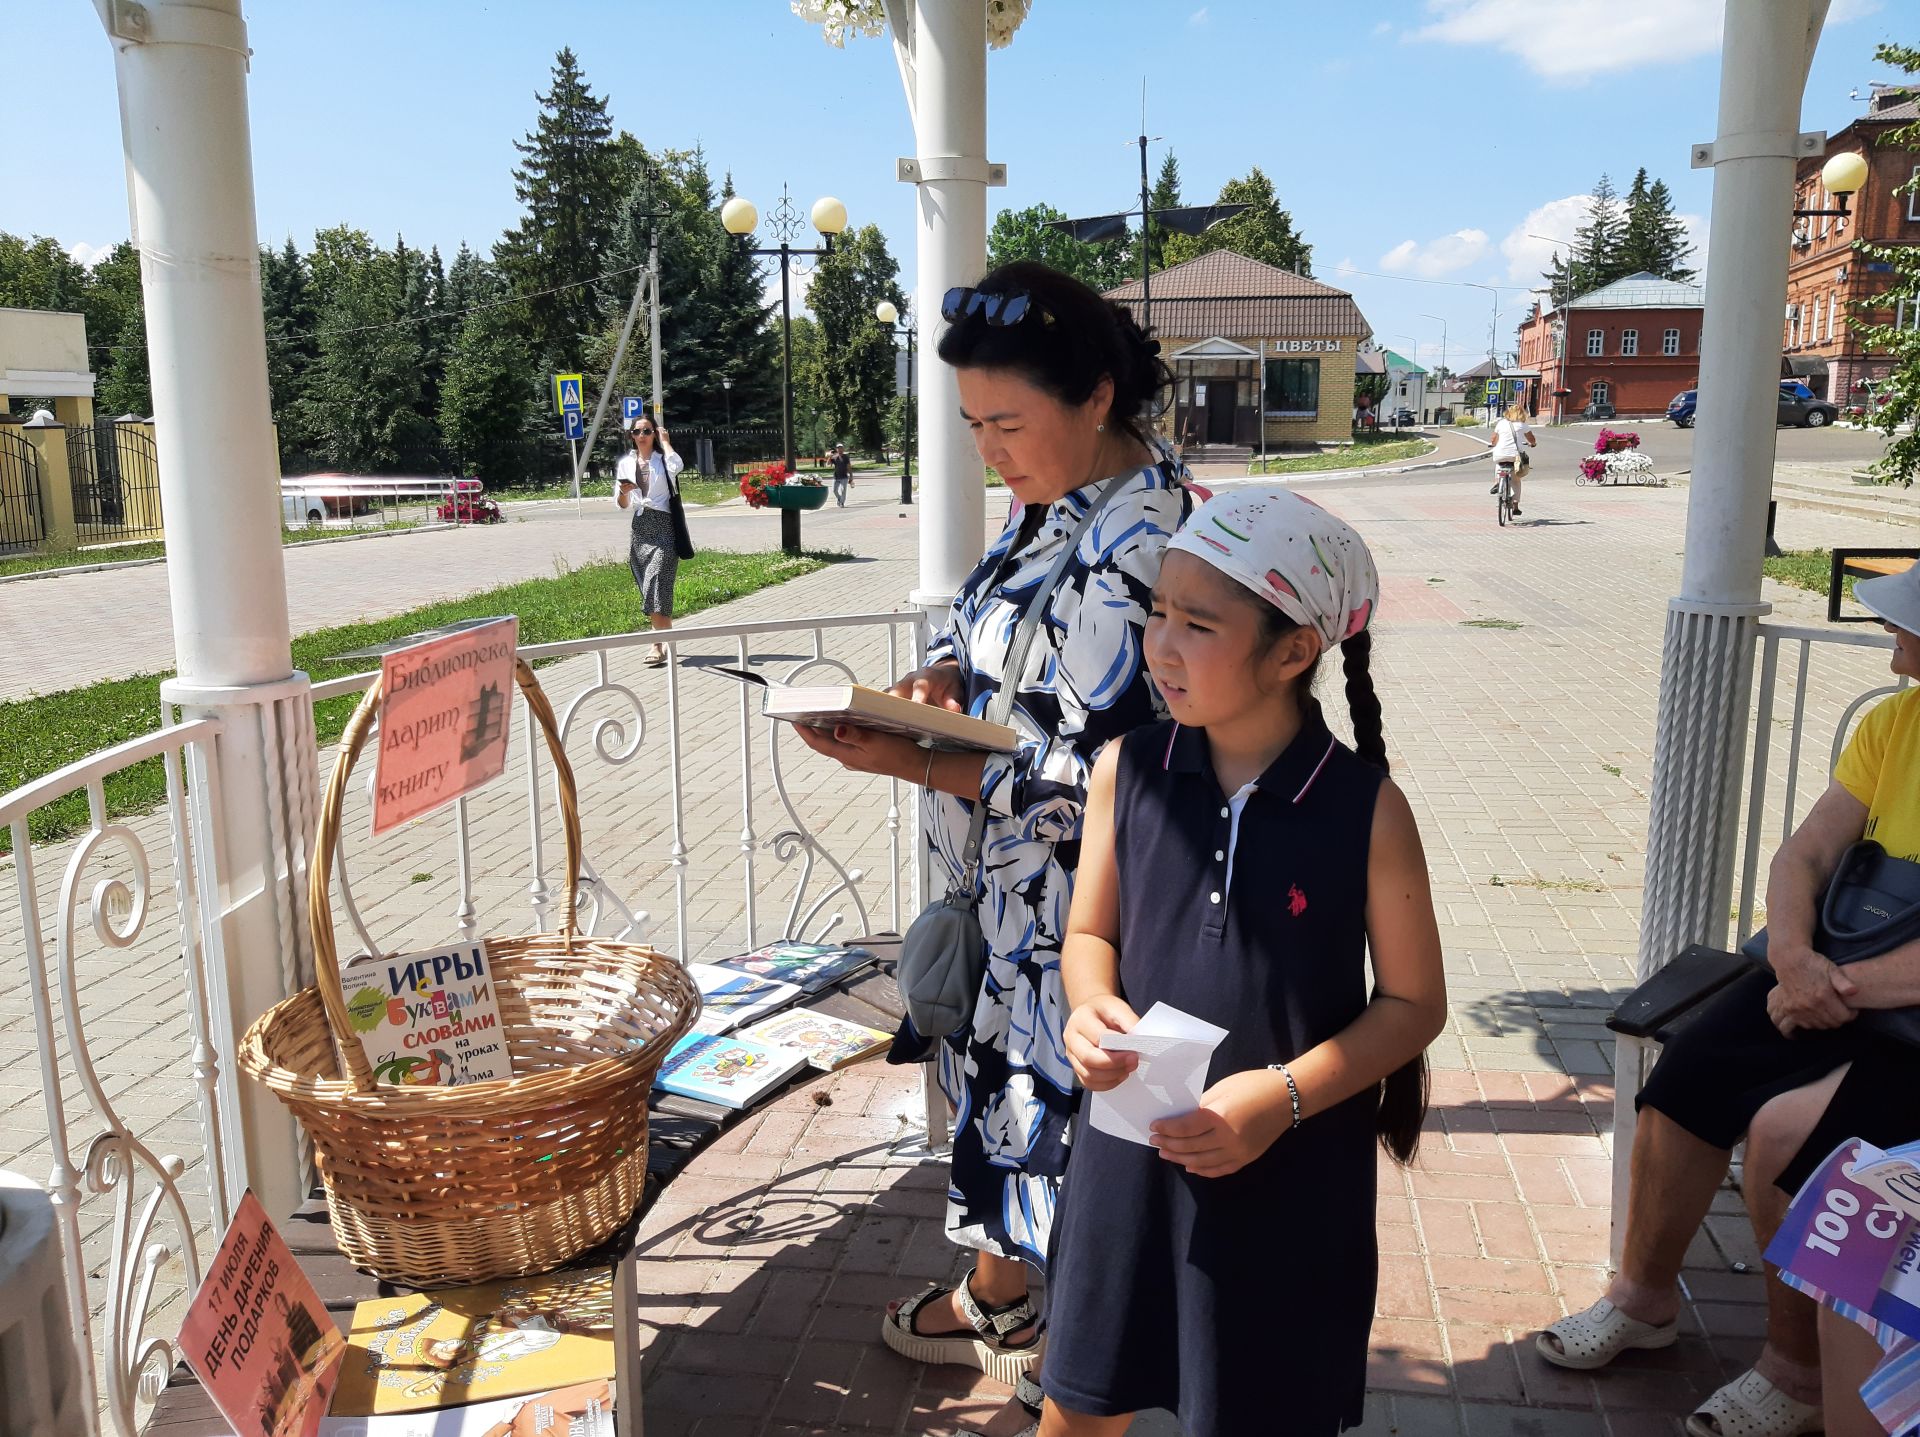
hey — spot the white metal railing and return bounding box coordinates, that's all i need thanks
[278,474,461,529]
[301,609,929,966]
[1,717,231,1436]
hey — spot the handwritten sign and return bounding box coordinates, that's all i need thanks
[371,616,518,836]
[177,1190,343,1437]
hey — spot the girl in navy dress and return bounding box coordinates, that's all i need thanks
[1041,489,1448,1437]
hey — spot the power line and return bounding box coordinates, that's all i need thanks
[82,259,654,353]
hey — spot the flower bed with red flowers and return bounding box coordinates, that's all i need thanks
[739,462,828,509]
[1593,428,1641,455]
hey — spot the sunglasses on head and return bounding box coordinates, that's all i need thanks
[941,286,1050,327]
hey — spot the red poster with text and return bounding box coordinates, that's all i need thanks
[177,1190,344,1437]
[370,616,518,836]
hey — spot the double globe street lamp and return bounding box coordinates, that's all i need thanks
[875,300,916,505]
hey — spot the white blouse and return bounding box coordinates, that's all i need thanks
[614,449,683,513]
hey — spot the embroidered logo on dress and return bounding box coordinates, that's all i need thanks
[1287,884,1308,918]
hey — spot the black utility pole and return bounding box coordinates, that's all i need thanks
[1139,133,1153,338]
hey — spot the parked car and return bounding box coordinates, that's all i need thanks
[1667,390,1697,427]
[1388,407,1417,427]
[1583,400,1618,421]
[1778,380,1838,428]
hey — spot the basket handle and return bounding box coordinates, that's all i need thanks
[308,657,584,1092]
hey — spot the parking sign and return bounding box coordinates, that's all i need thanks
[622,396,649,422]
[563,411,585,440]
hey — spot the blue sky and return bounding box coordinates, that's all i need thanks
[4,0,1907,372]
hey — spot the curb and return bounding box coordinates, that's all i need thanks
[1227,444,1490,487]
[0,519,453,587]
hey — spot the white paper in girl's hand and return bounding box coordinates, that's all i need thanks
[1088,1002,1229,1147]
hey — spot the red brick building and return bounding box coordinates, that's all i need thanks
[1782,85,1920,401]
[1515,272,1705,419]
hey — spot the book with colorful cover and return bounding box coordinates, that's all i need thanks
[740,1006,892,1071]
[686,962,802,1036]
[177,1190,346,1437]
[710,941,877,994]
[327,1268,614,1417]
[318,1379,614,1436]
[652,1032,810,1110]
[338,940,510,1088]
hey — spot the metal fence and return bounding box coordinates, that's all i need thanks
[68,422,165,543]
[0,429,46,552]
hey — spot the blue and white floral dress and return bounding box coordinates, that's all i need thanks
[921,459,1190,1268]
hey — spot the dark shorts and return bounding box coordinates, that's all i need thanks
[1637,968,1920,1194]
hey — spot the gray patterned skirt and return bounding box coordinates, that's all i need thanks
[628,506,678,616]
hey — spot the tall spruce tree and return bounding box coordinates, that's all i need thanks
[440,256,541,484]
[1161,166,1312,275]
[495,49,625,369]
[261,238,319,460]
[1143,150,1182,274]
[299,226,436,471]
[1620,175,1696,282]
[1565,173,1627,295]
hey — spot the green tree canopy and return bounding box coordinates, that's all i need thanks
[805,222,907,454]
[987,203,1132,292]
[1161,166,1311,275]
[495,48,625,369]
[1143,149,1183,275]
[1855,47,1920,487]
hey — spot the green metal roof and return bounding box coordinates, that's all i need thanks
[1381,348,1428,374]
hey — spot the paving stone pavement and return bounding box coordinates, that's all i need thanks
[2,466,1912,1433]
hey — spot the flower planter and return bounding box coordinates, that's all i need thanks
[762,484,829,511]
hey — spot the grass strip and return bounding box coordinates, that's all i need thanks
[1764,549,1856,603]
[1248,438,1434,475]
[0,524,424,581]
[0,547,839,853]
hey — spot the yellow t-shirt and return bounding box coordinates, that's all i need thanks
[1834,687,1920,861]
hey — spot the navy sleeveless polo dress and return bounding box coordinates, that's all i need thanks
[1044,709,1385,1437]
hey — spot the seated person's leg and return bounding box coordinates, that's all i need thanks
[1818,1306,1887,1437]
[1537,970,1852,1373]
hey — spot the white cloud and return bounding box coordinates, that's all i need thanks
[1189,6,1210,24]
[1499,196,1586,283]
[763,265,817,320]
[1372,20,1393,35]
[1409,0,1721,81]
[1380,229,1490,279]
[66,240,114,269]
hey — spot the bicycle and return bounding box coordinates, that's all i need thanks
[1494,459,1517,527]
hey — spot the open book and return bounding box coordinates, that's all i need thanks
[710,668,1016,753]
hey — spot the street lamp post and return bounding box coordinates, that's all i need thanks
[1420,313,1448,420]
[875,300,916,504]
[1463,281,1501,418]
[722,186,848,554]
[721,376,732,425]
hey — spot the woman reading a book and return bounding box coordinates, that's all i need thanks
[794,261,1193,1436]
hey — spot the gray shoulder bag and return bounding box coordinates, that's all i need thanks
[898,477,1126,1040]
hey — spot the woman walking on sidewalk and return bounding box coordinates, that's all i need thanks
[614,415,683,667]
[793,261,1192,1437]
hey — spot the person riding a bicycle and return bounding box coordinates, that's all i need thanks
[1489,402,1537,516]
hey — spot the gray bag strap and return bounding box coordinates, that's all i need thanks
[952,475,1128,893]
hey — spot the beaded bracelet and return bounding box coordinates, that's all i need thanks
[1267,1062,1303,1129]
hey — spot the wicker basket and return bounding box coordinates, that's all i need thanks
[240,658,699,1287]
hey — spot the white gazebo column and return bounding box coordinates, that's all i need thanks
[1611,0,1829,1258]
[893,0,993,611]
[96,0,310,1218]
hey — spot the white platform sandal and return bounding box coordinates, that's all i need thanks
[1685,1369,1821,1437]
[1535,1298,1679,1370]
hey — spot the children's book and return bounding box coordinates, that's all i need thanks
[686,961,802,1036]
[652,1032,810,1110]
[319,1378,615,1436]
[710,941,877,994]
[338,941,511,1088]
[327,1268,615,1417]
[740,1007,892,1071]
[177,1190,346,1437]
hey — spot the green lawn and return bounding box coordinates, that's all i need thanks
[496,476,744,507]
[1765,549,1854,604]
[0,523,422,581]
[1248,437,1435,475]
[0,547,842,852]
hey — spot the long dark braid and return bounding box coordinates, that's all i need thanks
[1340,628,1430,1165]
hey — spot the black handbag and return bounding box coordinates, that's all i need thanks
[1607,945,1751,1040]
[667,468,695,561]
[1742,840,1920,1046]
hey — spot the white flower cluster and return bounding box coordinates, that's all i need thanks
[789,0,887,47]
[789,0,1031,48]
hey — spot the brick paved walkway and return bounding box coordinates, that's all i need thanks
[3,465,1912,1433]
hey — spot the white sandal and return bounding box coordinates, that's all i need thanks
[1535,1298,1679,1370]
[1685,1369,1821,1437]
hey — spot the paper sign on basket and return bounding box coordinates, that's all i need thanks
[1087,1002,1228,1148]
[176,1190,345,1437]
[338,941,511,1087]
[371,616,518,836]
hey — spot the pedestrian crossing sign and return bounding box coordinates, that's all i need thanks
[553,372,584,414]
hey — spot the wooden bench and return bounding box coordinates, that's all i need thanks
[1828,549,1920,623]
[145,935,908,1436]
